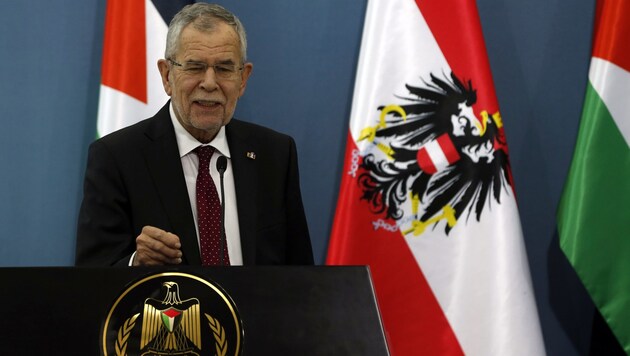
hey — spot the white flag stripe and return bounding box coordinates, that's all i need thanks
[589,57,630,147]
[97,85,152,136]
[144,0,170,115]
[424,139,450,172]
[406,192,543,355]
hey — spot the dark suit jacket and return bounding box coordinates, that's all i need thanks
[75,103,313,266]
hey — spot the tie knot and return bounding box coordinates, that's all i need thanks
[194,145,215,164]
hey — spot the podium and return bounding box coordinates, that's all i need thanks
[0,266,389,355]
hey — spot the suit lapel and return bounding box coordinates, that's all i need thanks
[141,104,201,265]
[226,120,258,265]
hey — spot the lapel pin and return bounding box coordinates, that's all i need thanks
[246,151,256,160]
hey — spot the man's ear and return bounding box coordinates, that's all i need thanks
[157,59,172,96]
[239,62,254,97]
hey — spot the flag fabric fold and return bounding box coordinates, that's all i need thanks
[326,0,545,354]
[557,0,630,352]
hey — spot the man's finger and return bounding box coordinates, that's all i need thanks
[135,247,182,265]
[141,226,181,249]
[137,233,182,259]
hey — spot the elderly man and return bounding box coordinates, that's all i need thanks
[76,3,313,266]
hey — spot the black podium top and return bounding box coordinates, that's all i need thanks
[0,266,389,355]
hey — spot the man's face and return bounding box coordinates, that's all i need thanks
[158,22,253,142]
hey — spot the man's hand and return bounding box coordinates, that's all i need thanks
[133,226,183,266]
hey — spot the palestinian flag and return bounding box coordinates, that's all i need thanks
[97,0,192,137]
[326,0,545,354]
[557,0,630,352]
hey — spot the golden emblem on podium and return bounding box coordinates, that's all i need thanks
[102,272,242,356]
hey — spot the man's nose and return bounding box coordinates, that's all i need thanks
[199,66,219,91]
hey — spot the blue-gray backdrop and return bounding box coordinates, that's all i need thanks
[0,0,602,354]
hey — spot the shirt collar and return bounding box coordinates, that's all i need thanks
[170,103,231,158]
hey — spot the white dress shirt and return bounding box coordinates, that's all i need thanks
[170,104,243,265]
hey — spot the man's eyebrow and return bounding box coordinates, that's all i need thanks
[215,59,236,65]
[184,59,236,65]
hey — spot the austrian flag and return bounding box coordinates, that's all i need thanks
[326,0,546,355]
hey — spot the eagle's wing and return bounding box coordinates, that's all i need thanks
[421,138,511,233]
[373,72,471,146]
[180,298,202,350]
[140,300,162,349]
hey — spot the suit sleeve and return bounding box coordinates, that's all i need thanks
[75,140,135,266]
[284,137,314,265]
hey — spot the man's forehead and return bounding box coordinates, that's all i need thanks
[178,24,241,57]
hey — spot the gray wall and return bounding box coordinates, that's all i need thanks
[0,0,599,354]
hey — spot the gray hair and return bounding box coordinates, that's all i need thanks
[165,3,248,62]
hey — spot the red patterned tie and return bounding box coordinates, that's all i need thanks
[195,146,230,266]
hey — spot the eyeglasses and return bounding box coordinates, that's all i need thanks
[168,58,244,80]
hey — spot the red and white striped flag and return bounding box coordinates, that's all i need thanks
[98,0,191,137]
[326,1,545,354]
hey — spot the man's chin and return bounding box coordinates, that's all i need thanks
[185,118,223,140]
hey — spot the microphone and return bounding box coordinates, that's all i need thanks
[216,156,228,266]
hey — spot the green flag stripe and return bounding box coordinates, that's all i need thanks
[558,81,630,352]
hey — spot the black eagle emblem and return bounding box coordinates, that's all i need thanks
[358,72,513,235]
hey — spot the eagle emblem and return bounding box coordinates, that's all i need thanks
[103,272,241,356]
[140,281,202,354]
[358,72,512,235]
